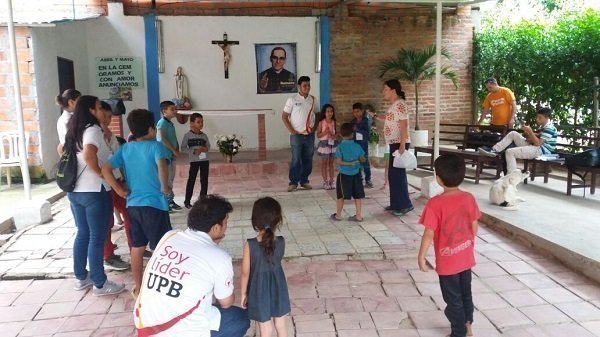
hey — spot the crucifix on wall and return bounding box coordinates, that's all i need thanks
[211,32,239,79]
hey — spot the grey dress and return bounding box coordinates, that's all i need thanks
[247,236,291,322]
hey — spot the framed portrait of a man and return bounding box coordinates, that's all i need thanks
[255,43,297,94]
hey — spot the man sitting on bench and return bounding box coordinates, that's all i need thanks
[479,107,558,173]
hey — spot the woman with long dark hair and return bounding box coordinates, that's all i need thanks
[65,95,125,296]
[379,79,414,216]
[56,89,81,156]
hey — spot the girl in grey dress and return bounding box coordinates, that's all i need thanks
[241,197,290,337]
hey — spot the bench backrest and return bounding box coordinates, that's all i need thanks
[554,126,600,154]
[431,123,507,149]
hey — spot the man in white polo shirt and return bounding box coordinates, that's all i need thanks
[134,195,249,337]
[282,76,319,192]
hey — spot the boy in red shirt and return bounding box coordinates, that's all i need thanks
[417,154,480,337]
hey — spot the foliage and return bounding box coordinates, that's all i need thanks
[215,134,242,156]
[379,44,459,130]
[474,7,600,130]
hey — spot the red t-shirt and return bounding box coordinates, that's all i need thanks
[419,191,481,276]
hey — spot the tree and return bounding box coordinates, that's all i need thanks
[379,44,459,130]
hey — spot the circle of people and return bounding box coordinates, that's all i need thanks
[53,74,556,337]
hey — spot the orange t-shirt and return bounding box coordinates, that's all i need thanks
[482,86,515,126]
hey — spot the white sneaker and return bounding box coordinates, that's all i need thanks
[73,275,93,290]
[93,280,126,296]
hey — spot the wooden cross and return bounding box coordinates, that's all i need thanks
[211,32,239,79]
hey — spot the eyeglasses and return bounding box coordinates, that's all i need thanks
[271,56,286,61]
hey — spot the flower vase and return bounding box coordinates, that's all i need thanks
[224,154,233,163]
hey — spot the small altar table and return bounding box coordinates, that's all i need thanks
[177,109,274,160]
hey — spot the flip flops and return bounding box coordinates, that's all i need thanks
[348,215,363,222]
[330,213,342,221]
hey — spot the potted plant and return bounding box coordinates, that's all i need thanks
[379,44,459,146]
[215,134,242,163]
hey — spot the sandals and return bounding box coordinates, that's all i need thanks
[348,215,363,222]
[330,213,342,221]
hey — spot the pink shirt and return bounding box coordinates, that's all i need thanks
[383,99,409,144]
[318,119,336,141]
[419,191,481,275]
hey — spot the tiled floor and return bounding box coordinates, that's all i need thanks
[0,163,599,336]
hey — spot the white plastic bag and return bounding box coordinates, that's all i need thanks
[392,149,417,169]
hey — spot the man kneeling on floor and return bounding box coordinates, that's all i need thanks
[134,195,250,337]
[479,107,557,173]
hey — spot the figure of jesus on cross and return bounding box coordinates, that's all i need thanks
[212,32,239,79]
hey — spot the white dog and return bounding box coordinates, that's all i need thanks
[489,170,530,209]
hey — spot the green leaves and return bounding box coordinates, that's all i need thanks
[379,44,459,130]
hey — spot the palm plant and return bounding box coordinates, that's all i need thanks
[379,44,459,130]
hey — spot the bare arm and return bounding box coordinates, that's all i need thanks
[472,220,479,236]
[82,144,102,177]
[57,143,64,157]
[101,163,129,198]
[479,108,491,123]
[240,242,250,309]
[316,121,327,139]
[157,158,172,196]
[159,129,179,158]
[282,112,298,135]
[358,155,366,163]
[522,125,543,146]
[336,157,359,166]
[217,293,235,309]
[417,228,435,272]
[509,101,518,128]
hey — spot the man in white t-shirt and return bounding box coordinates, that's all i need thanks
[282,75,319,192]
[134,195,249,337]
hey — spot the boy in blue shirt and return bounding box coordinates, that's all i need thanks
[157,100,182,211]
[331,123,366,222]
[102,109,173,298]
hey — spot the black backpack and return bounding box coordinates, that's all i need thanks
[565,148,600,169]
[56,143,85,192]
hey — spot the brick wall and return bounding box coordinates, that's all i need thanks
[0,27,42,172]
[329,5,475,130]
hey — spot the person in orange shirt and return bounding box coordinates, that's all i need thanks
[478,77,518,130]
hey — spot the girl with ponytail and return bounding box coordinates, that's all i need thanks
[241,197,290,337]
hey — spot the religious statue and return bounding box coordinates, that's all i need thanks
[212,32,239,79]
[173,66,192,110]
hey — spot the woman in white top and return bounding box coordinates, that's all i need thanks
[64,95,125,296]
[378,79,414,216]
[55,89,81,156]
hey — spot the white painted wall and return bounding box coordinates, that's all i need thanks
[30,20,90,178]
[158,16,320,150]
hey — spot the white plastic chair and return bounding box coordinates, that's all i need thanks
[0,131,29,188]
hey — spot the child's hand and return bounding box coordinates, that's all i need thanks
[418,257,429,272]
[380,181,388,190]
[193,149,201,155]
[115,183,130,198]
[241,293,247,309]
[162,187,173,197]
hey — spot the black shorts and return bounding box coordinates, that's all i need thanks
[336,173,365,200]
[127,206,172,249]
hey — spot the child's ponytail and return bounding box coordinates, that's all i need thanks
[251,197,283,257]
[261,224,275,256]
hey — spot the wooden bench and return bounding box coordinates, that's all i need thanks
[522,126,600,196]
[414,123,506,184]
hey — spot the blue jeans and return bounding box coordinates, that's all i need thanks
[439,269,473,337]
[211,306,250,337]
[167,158,176,202]
[359,141,371,182]
[68,188,112,287]
[289,133,315,186]
[388,143,413,211]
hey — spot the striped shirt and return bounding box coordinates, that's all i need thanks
[538,122,557,154]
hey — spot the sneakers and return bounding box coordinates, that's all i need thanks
[323,181,330,190]
[365,180,374,188]
[169,201,183,211]
[478,147,498,157]
[392,206,415,217]
[301,183,312,190]
[287,184,298,192]
[73,275,93,290]
[93,280,126,296]
[184,203,192,209]
[104,255,129,271]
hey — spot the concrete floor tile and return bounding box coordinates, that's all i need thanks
[317,284,352,298]
[0,279,32,293]
[0,321,28,337]
[555,301,600,322]
[415,282,442,297]
[316,271,348,285]
[348,284,385,298]
[514,273,560,289]
[55,331,94,337]
[568,284,600,302]
[19,317,66,336]
[548,271,597,286]
[72,297,115,315]
[346,271,381,284]
[471,277,494,293]
[396,296,437,312]
[519,304,573,324]
[13,290,54,306]
[0,304,40,323]
[325,297,364,313]
[542,323,597,337]
[580,321,600,336]
[408,269,439,283]
[0,292,20,306]
[473,262,510,278]
[360,296,400,312]
[382,283,421,297]
[332,312,375,330]
[482,307,534,330]
[289,285,318,299]
[483,250,522,263]
[481,275,527,292]
[378,270,412,283]
[35,301,78,320]
[498,261,539,275]
[334,261,366,272]
[59,314,105,332]
[409,311,449,329]
[499,289,547,307]
[291,298,326,315]
[287,273,317,287]
[337,330,379,337]
[370,311,411,329]
[533,287,583,304]
[295,333,336,337]
[501,325,552,337]
[473,292,511,310]
[99,312,134,328]
[294,314,335,333]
